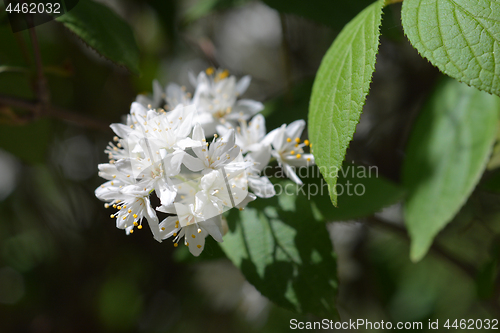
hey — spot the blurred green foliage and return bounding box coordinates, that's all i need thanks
[0,0,499,332]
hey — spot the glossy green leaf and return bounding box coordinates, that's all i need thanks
[401,0,500,96]
[308,0,384,206]
[56,0,140,75]
[403,78,499,262]
[221,183,339,318]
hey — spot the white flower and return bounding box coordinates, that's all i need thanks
[95,164,161,241]
[246,146,276,198]
[182,123,243,174]
[135,80,193,110]
[190,68,263,135]
[217,114,268,154]
[159,214,223,256]
[262,119,314,185]
[96,66,317,256]
[157,176,227,256]
[165,83,192,109]
[135,79,164,109]
[118,103,201,206]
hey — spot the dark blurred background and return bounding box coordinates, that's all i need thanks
[0,0,499,332]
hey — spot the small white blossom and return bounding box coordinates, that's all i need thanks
[262,119,314,185]
[190,68,263,135]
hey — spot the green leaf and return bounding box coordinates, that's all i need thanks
[403,78,500,262]
[308,0,384,206]
[220,183,339,318]
[401,0,500,96]
[56,0,140,75]
[262,0,373,31]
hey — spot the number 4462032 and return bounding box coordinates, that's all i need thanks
[5,2,61,14]
[444,319,498,330]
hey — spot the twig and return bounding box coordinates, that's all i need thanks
[0,94,39,112]
[0,22,110,132]
[46,106,110,132]
[0,94,110,131]
[28,25,50,113]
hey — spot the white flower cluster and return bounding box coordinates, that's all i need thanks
[95,68,314,256]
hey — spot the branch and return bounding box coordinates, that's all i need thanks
[0,23,110,132]
[365,216,477,280]
[46,106,110,132]
[28,25,50,112]
[0,94,110,132]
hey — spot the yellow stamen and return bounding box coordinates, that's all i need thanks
[287,138,292,142]
[174,243,178,247]
[130,229,134,234]
[304,140,310,146]
[206,67,215,75]
[197,245,202,249]
[296,154,302,159]
[133,214,138,219]
[295,137,300,143]
[134,222,138,226]
[192,234,195,238]
[290,150,295,155]
[218,69,229,80]
[138,225,142,229]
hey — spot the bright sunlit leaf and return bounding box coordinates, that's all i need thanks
[308,0,384,206]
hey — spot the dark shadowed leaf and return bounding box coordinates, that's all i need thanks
[56,0,140,75]
[220,181,339,318]
[403,78,499,262]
